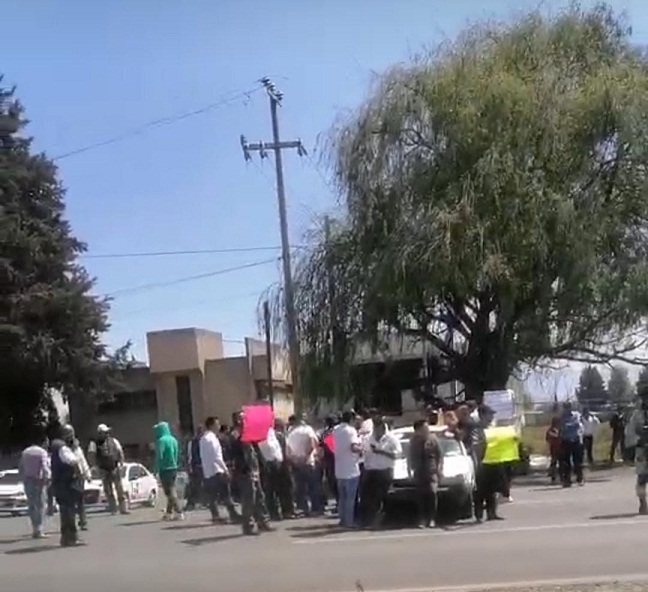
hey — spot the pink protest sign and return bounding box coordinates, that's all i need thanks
[241,403,274,444]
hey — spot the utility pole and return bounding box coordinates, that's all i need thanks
[241,78,307,413]
[263,300,274,408]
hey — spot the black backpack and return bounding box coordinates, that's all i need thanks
[96,436,119,471]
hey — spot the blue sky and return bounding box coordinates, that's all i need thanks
[4,0,645,396]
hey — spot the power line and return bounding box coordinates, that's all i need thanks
[110,289,265,322]
[53,85,262,161]
[83,246,284,260]
[105,257,278,298]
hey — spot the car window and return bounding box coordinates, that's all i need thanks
[136,465,147,479]
[397,434,463,460]
[0,471,21,485]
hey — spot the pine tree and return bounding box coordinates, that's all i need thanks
[576,366,608,409]
[0,82,126,450]
[607,365,634,404]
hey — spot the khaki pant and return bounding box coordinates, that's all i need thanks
[102,468,127,513]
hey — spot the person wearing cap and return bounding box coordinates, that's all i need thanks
[50,424,82,546]
[87,424,128,515]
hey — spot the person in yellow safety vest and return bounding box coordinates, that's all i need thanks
[475,413,520,522]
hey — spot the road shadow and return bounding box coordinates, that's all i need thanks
[590,513,640,520]
[118,520,161,527]
[5,544,62,555]
[289,525,349,539]
[162,523,214,531]
[181,533,242,546]
[0,536,31,545]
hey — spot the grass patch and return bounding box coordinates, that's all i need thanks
[522,424,613,463]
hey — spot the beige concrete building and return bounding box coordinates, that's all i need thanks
[70,327,293,462]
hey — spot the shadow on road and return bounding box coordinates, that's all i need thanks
[162,523,214,531]
[118,520,161,527]
[590,512,639,520]
[0,536,31,545]
[181,533,242,546]
[5,544,61,555]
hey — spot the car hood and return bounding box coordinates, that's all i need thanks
[0,484,25,497]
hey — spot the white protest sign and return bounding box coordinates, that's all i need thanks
[483,389,516,424]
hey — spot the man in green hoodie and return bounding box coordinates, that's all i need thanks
[153,422,184,521]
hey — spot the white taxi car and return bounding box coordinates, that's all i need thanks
[85,462,158,509]
[0,469,29,516]
[386,426,476,520]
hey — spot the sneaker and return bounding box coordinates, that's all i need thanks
[32,532,48,539]
[172,513,185,521]
[162,513,172,521]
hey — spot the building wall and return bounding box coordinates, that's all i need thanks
[203,357,255,425]
[147,328,223,374]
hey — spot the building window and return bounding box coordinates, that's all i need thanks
[175,375,194,435]
[97,390,157,414]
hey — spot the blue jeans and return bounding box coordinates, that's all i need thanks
[337,476,359,527]
[23,478,47,535]
[293,464,322,514]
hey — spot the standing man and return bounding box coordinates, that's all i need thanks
[200,416,239,523]
[628,386,648,514]
[319,415,338,509]
[360,415,402,528]
[19,430,51,539]
[153,421,184,521]
[273,418,295,519]
[560,401,585,487]
[333,411,362,528]
[473,406,498,522]
[286,414,322,516]
[409,419,442,529]
[88,424,128,515]
[258,423,286,520]
[185,426,204,512]
[582,409,600,466]
[70,437,91,531]
[230,414,273,535]
[50,425,82,547]
[609,407,626,463]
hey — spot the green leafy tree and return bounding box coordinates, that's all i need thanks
[576,366,608,408]
[607,364,634,403]
[0,84,128,450]
[265,5,648,401]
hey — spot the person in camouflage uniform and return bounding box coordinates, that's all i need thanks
[628,384,648,515]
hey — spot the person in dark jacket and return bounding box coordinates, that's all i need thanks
[185,426,204,511]
[409,419,442,529]
[230,415,273,535]
[50,425,82,547]
[473,405,501,522]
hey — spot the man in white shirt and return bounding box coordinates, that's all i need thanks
[359,415,402,528]
[333,411,362,528]
[200,417,239,523]
[287,415,323,515]
[582,409,600,465]
[258,426,285,520]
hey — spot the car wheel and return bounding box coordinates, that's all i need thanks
[146,489,158,507]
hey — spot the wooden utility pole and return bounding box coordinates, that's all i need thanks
[241,78,307,413]
[263,300,274,407]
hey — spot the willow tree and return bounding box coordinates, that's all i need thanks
[267,5,648,401]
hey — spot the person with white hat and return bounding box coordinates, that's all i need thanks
[87,424,128,514]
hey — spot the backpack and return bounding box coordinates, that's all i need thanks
[96,436,119,471]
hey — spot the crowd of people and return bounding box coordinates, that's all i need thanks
[17,402,519,547]
[545,401,639,489]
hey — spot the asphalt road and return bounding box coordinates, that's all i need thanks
[1,468,648,592]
